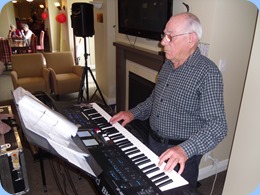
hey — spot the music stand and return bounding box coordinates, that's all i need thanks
[77,37,107,107]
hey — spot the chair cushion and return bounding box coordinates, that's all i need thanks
[55,73,81,94]
[17,77,47,93]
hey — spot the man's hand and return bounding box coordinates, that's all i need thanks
[158,146,188,175]
[109,111,134,126]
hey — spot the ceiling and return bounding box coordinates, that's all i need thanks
[13,0,45,7]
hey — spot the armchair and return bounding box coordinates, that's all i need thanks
[43,52,83,97]
[10,53,50,94]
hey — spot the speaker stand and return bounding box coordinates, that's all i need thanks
[77,37,107,107]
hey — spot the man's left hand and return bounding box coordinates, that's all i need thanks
[158,146,188,175]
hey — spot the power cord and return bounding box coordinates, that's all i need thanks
[126,34,137,47]
[207,155,219,195]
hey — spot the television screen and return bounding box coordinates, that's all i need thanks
[118,0,173,41]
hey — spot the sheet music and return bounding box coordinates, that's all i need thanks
[13,87,97,177]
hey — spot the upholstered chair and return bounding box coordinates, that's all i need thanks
[44,52,83,97]
[10,53,50,94]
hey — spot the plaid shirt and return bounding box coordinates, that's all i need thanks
[0,40,12,65]
[130,48,228,158]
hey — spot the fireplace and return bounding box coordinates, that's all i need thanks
[113,42,165,112]
[128,72,155,109]
[127,72,155,142]
[114,42,165,143]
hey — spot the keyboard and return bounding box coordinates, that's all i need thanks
[83,103,188,192]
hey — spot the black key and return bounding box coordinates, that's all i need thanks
[119,142,133,148]
[82,108,96,115]
[126,149,140,156]
[135,159,151,166]
[89,113,102,118]
[94,117,108,124]
[131,154,145,161]
[109,134,123,139]
[115,139,129,145]
[133,156,148,163]
[141,164,156,171]
[150,172,165,180]
[144,167,160,174]
[124,147,138,153]
[99,123,112,129]
[105,127,119,134]
[153,175,169,184]
[110,134,125,140]
[157,179,173,188]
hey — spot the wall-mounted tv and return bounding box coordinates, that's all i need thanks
[118,0,173,41]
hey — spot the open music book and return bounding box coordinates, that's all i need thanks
[13,87,98,177]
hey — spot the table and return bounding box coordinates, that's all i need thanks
[8,38,30,54]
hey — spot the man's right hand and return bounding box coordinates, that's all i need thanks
[109,111,134,126]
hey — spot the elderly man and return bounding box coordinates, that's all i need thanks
[21,24,33,45]
[110,12,228,187]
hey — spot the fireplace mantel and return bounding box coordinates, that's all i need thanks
[113,42,165,111]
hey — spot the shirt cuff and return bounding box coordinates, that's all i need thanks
[179,139,198,158]
[129,107,140,119]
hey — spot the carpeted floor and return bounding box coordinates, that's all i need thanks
[0,70,226,195]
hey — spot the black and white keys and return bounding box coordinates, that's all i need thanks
[88,103,188,192]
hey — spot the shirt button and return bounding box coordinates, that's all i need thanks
[166,84,169,87]
[160,99,163,102]
[156,115,159,118]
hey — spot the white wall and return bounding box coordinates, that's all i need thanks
[0,2,16,39]
[222,12,260,195]
[94,0,116,104]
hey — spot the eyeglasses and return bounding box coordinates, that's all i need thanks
[161,32,192,42]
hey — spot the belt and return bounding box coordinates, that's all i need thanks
[150,130,186,145]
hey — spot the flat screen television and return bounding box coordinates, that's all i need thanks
[118,0,173,41]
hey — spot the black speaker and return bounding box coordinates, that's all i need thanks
[71,3,94,37]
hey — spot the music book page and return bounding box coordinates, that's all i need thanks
[13,87,97,177]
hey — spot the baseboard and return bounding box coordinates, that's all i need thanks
[198,159,229,181]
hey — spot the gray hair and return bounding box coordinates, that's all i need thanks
[175,12,203,41]
[22,24,29,29]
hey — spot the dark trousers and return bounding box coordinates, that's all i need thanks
[148,135,202,187]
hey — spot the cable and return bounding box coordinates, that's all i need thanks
[126,34,137,47]
[64,164,79,195]
[49,159,64,195]
[208,155,219,195]
[57,160,68,195]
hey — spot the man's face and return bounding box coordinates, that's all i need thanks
[23,26,28,31]
[161,16,191,64]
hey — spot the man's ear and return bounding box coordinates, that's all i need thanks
[188,32,197,47]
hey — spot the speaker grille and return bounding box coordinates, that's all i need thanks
[71,3,94,37]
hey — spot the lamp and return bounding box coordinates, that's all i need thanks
[54,2,66,11]
[54,2,60,7]
[89,1,103,9]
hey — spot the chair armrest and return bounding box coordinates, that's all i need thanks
[42,67,50,94]
[10,71,19,89]
[72,65,83,77]
[48,67,58,94]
